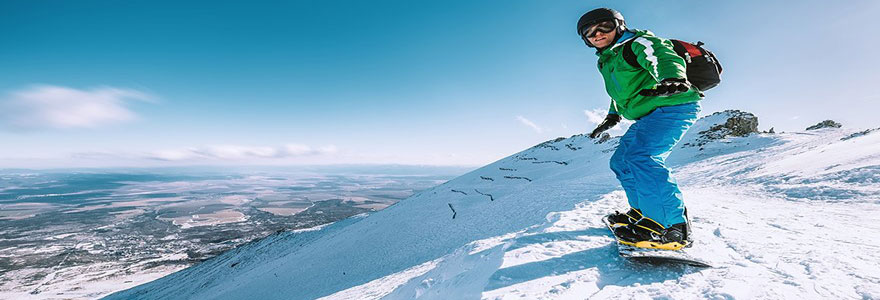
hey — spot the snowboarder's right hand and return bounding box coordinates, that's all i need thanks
[589,114,621,138]
[638,78,691,97]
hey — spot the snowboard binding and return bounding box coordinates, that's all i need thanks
[602,214,711,267]
[604,214,691,251]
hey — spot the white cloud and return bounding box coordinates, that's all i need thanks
[516,115,543,133]
[583,109,607,126]
[144,144,338,161]
[584,108,632,135]
[147,149,201,161]
[0,84,151,131]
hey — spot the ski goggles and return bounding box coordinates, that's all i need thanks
[580,20,617,39]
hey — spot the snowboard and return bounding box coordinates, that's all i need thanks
[602,216,712,268]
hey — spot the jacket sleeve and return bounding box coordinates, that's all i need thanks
[629,35,687,81]
[608,100,618,115]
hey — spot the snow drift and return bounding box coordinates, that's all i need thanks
[105,110,880,299]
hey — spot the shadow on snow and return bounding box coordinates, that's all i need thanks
[484,227,700,292]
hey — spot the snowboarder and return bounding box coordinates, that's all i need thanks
[579,8,702,250]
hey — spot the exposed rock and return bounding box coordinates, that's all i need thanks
[474,189,494,201]
[841,127,879,141]
[532,160,568,165]
[532,137,566,150]
[684,110,759,148]
[503,176,532,182]
[597,133,612,144]
[707,110,759,137]
[806,120,842,130]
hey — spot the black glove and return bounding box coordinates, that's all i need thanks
[638,78,691,97]
[589,114,621,138]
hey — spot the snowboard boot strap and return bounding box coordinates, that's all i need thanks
[634,216,664,236]
[607,208,642,227]
[617,217,690,251]
[635,222,690,251]
[625,208,642,223]
[613,217,662,244]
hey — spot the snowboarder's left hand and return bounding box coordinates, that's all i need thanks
[589,114,621,138]
[638,78,691,97]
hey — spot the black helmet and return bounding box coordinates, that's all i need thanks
[577,8,625,35]
[577,8,626,47]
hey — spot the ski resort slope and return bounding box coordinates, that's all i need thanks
[105,112,880,300]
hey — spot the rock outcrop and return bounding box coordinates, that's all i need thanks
[684,110,760,148]
[841,127,879,141]
[806,120,842,130]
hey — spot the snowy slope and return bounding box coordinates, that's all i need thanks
[104,111,880,300]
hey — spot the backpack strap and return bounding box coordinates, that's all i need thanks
[704,45,723,74]
[621,39,640,69]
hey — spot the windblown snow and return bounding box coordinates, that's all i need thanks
[105,111,880,300]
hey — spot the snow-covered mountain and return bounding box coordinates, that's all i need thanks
[104,111,880,300]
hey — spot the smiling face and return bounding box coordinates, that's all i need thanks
[581,20,618,49]
[588,28,616,49]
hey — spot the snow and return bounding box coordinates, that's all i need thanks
[104,113,880,300]
[0,261,187,300]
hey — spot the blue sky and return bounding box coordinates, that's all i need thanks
[1,0,878,168]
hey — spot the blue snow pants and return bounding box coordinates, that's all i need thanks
[609,102,700,228]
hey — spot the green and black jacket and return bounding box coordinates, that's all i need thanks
[596,29,702,120]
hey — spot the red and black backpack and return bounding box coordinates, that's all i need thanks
[622,39,723,92]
